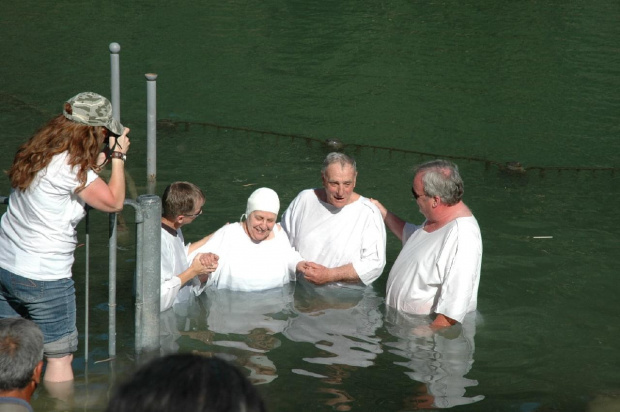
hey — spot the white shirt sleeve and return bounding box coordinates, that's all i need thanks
[280,194,299,245]
[351,201,387,285]
[277,225,303,277]
[160,227,190,312]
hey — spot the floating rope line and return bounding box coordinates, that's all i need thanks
[0,92,50,116]
[157,119,618,176]
[1,91,615,176]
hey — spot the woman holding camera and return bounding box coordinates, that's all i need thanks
[0,92,130,382]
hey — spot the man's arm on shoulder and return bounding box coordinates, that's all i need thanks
[370,198,406,241]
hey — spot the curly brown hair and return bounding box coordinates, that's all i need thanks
[7,114,106,192]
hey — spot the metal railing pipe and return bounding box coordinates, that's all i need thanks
[146,73,158,195]
[121,200,145,352]
[109,43,121,120]
[84,211,90,362]
[136,194,161,352]
[108,42,122,358]
[107,213,118,358]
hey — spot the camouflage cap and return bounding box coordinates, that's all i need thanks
[63,92,124,136]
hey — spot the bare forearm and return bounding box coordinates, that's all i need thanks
[104,129,130,211]
[370,198,405,241]
[299,262,360,285]
[384,210,406,242]
[176,266,200,287]
[327,263,360,283]
[106,159,126,210]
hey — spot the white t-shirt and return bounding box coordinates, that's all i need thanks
[190,223,302,292]
[160,225,205,312]
[386,216,482,323]
[0,152,98,280]
[281,189,386,285]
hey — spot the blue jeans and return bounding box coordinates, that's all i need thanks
[0,267,78,357]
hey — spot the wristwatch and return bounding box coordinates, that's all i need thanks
[110,151,126,162]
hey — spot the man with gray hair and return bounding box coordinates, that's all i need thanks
[0,318,44,412]
[282,152,386,285]
[371,160,482,330]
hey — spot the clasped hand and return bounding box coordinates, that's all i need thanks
[190,252,219,283]
[198,253,219,272]
[297,261,332,285]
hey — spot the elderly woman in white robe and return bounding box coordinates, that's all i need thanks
[190,188,305,292]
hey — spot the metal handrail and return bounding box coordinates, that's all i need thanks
[0,195,162,357]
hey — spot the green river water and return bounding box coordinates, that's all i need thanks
[1,1,619,411]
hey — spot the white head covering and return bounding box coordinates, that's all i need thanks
[241,187,280,221]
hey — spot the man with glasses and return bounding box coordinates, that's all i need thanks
[371,160,482,330]
[160,182,218,312]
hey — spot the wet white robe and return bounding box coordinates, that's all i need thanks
[191,223,302,292]
[281,189,386,285]
[386,216,482,323]
[160,225,205,312]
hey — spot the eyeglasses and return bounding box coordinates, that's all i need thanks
[183,209,203,218]
[411,187,427,200]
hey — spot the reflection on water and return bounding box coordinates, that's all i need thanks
[284,281,383,411]
[384,307,484,409]
[161,280,385,410]
[161,284,297,385]
[285,280,383,370]
[160,280,486,411]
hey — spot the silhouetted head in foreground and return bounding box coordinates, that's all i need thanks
[0,318,44,402]
[106,354,266,412]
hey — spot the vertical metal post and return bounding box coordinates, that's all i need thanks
[110,43,121,120]
[146,73,158,195]
[108,42,121,358]
[137,195,161,352]
[132,202,145,353]
[84,210,90,362]
[108,219,118,358]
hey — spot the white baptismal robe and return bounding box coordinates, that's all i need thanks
[386,216,482,323]
[160,226,205,312]
[281,189,386,285]
[190,223,302,292]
